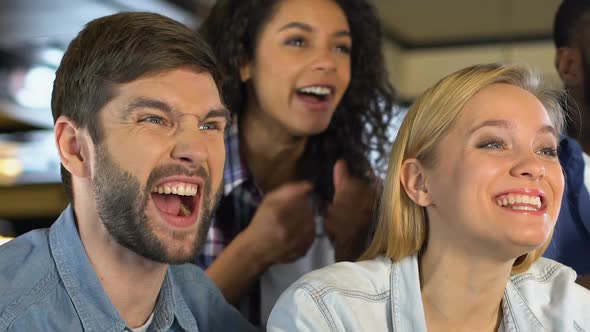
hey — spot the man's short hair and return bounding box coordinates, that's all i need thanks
[51,12,222,200]
[554,0,590,47]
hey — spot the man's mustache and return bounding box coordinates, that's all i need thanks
[145,164,209,194]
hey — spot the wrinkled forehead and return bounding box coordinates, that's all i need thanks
[102,68,228,121]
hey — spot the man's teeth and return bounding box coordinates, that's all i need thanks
[496,194,542,209]
[152,183,198,196]
[298,86,331,96]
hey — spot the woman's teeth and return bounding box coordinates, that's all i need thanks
[298,86,332,96]
[496,194,542,210]
[152,183,198,196]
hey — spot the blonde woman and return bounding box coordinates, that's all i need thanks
[268,64,590,331]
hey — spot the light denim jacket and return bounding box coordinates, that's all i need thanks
[0,205,255,332]
[268,255,590,331]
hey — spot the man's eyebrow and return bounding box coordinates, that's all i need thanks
[202,108,231,123]
[124,98,230,122]
[278,21,350,37]
[124,98,175,116]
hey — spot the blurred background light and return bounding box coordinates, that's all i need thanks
[0,157,23,184]
[13,66,55,109]
[39,47,63,67]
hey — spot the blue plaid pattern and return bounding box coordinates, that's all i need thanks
[195,119,264,324]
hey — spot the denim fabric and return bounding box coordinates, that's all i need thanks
[268,255,590,331]
[0,205,254,332]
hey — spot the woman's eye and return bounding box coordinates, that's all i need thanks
[538,147,558,158]
[478,139,505,150]
[285,37,306,47]
[335,45,351,54]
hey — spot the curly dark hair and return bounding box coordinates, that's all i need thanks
[200,0,397,202]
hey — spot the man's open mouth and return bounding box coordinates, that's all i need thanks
[150,182,200,218]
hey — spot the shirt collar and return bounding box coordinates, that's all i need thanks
[49,205,126,332]
[150,270,199,331]
[389,254,544,332]
[502,279,544,332]
[390,255,428,331]
[49,205,198,331]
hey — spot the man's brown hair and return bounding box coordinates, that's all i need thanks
[51,12,222,200]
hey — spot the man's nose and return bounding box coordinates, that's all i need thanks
[170,121,208,166]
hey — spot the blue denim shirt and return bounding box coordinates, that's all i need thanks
[545,136,590,274]
[0,205,255,332]
[268,256,590,331]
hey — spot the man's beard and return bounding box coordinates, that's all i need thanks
[91,144,221,264]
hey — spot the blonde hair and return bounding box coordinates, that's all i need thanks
[361,63,565,273]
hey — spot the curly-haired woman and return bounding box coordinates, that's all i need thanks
[195,0,397,325]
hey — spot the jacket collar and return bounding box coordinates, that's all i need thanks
[49,205,198,331]
[388,254,544,332]
[389,255,427,331]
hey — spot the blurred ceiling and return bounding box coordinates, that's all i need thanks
[0,0,564,131]
[373,0,562,48]
[0,0,563,51]
[0,0,198,130]
[0,0,196,49]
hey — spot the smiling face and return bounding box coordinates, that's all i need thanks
[91,68,228,264]
[422,83,564,259]
[241,0,352,136]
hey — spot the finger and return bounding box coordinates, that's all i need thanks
[270,181,314,202]
[280,252,303,263]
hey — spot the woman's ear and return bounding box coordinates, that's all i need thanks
[400,158,432,207]
[54,116,91,178]
[239,62,252,82]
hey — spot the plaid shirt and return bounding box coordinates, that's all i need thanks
[195,120,268,325]
[195,108,407,325]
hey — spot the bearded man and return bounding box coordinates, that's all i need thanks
[0,12,254,332]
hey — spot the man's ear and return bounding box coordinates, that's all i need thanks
[54,116,91,178]
[239,61,252,82]
[400,158,432,207]
[555,47,583,88]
